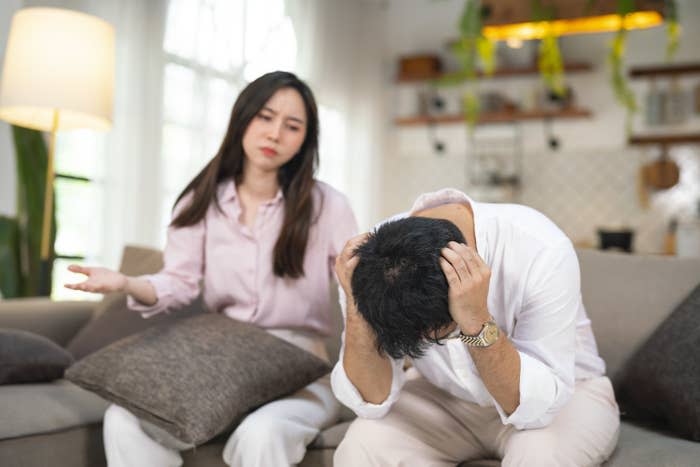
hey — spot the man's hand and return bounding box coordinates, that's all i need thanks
[439,241,492,334]
[336,232,393,404]
[335,232,370,309]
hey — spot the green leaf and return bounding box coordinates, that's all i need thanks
[459,0,480,38]
[452,1,489,126]
[538,33,566,96]
[532,0,556,22]
[0,216,22,298]
[477,37,495,76]
[607,29,637,135]
[11,125,55,296]
[617,0,635,16]
[462,90,481,130]
[666,19,680,61]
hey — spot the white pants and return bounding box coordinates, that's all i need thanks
[103,329,339,467]
[335,373,620,467]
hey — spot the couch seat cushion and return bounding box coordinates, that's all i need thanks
[605,422,700,467]
[0,379,109,439]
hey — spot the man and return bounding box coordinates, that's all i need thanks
[332,188,619,466]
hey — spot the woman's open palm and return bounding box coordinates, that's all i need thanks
[64,265,126,294]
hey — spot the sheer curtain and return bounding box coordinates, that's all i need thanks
[285,0,387,230]
[87,0,169,267]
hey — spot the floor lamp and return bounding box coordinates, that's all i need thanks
[0,7,114,295]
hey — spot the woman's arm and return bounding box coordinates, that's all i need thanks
[64,265,157,306]
[66,193,205,314]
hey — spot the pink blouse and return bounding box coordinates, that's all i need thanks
[128,180,358,336]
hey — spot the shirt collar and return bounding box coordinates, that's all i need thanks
[219,180,284,206]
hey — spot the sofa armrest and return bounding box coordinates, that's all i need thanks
[0,298,98,347]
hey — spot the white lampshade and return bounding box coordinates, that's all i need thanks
[0,7,114,131]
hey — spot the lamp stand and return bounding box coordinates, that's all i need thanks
[39,109,59,296]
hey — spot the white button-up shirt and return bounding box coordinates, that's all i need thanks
[331,188,605,429]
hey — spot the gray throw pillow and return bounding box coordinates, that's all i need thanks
[616,282,700,441]
[65,313,331,445]
[0,329,74,384]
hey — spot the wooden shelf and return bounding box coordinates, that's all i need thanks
[397,62,592,83]
[395,108,592,126]
[629,62,700,78]
[628,133,700,146]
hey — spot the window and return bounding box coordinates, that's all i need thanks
[51,130,107,300]
[159,0,297,242]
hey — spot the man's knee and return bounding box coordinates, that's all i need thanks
[334,417,393,466]
[502,430,575,467]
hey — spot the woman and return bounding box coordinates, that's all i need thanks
[65,71,357,467]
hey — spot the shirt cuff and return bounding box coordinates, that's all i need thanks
[492,351,568,430]
[125,274,172,318]
[330,357,404,419]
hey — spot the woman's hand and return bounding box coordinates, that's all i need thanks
[335,232,370,308]
[64,265,128,294]
[439,241,492,334]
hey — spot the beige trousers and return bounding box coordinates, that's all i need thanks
[335,373,620,467]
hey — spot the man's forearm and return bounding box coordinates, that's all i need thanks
[343,301,393,404]
[468,331,521,415]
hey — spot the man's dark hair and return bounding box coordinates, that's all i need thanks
[351,217,466,359]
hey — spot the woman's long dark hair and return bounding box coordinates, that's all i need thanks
[171,71,320,279]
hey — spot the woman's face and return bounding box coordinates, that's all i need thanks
[242,87,308,175]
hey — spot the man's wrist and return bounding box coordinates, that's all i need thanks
[456,309,491,335]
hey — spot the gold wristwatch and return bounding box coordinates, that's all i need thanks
[458,316,500,347]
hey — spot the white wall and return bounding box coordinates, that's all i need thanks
[0,0,23,217]
[379,0,700,254]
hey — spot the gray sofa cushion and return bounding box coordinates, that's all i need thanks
[0,380,108,439]
[605,422,700,467]
[0,329,73,384]
[65,313,331,445]
[616,283,700,441]
[577,249,700,379]
[0,299,96,347]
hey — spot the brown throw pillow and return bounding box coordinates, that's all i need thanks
[65,313,331,445]
[1,329,74,384]
[615,282,700,441]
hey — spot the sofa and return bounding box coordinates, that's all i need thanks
[1,245,699,467]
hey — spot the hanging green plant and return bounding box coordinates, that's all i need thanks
[437,0,495,128]
[665,0,679,60]
[532,0,566,97]
[608,0,638,134]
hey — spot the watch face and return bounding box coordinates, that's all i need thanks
[485,325,499,342]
